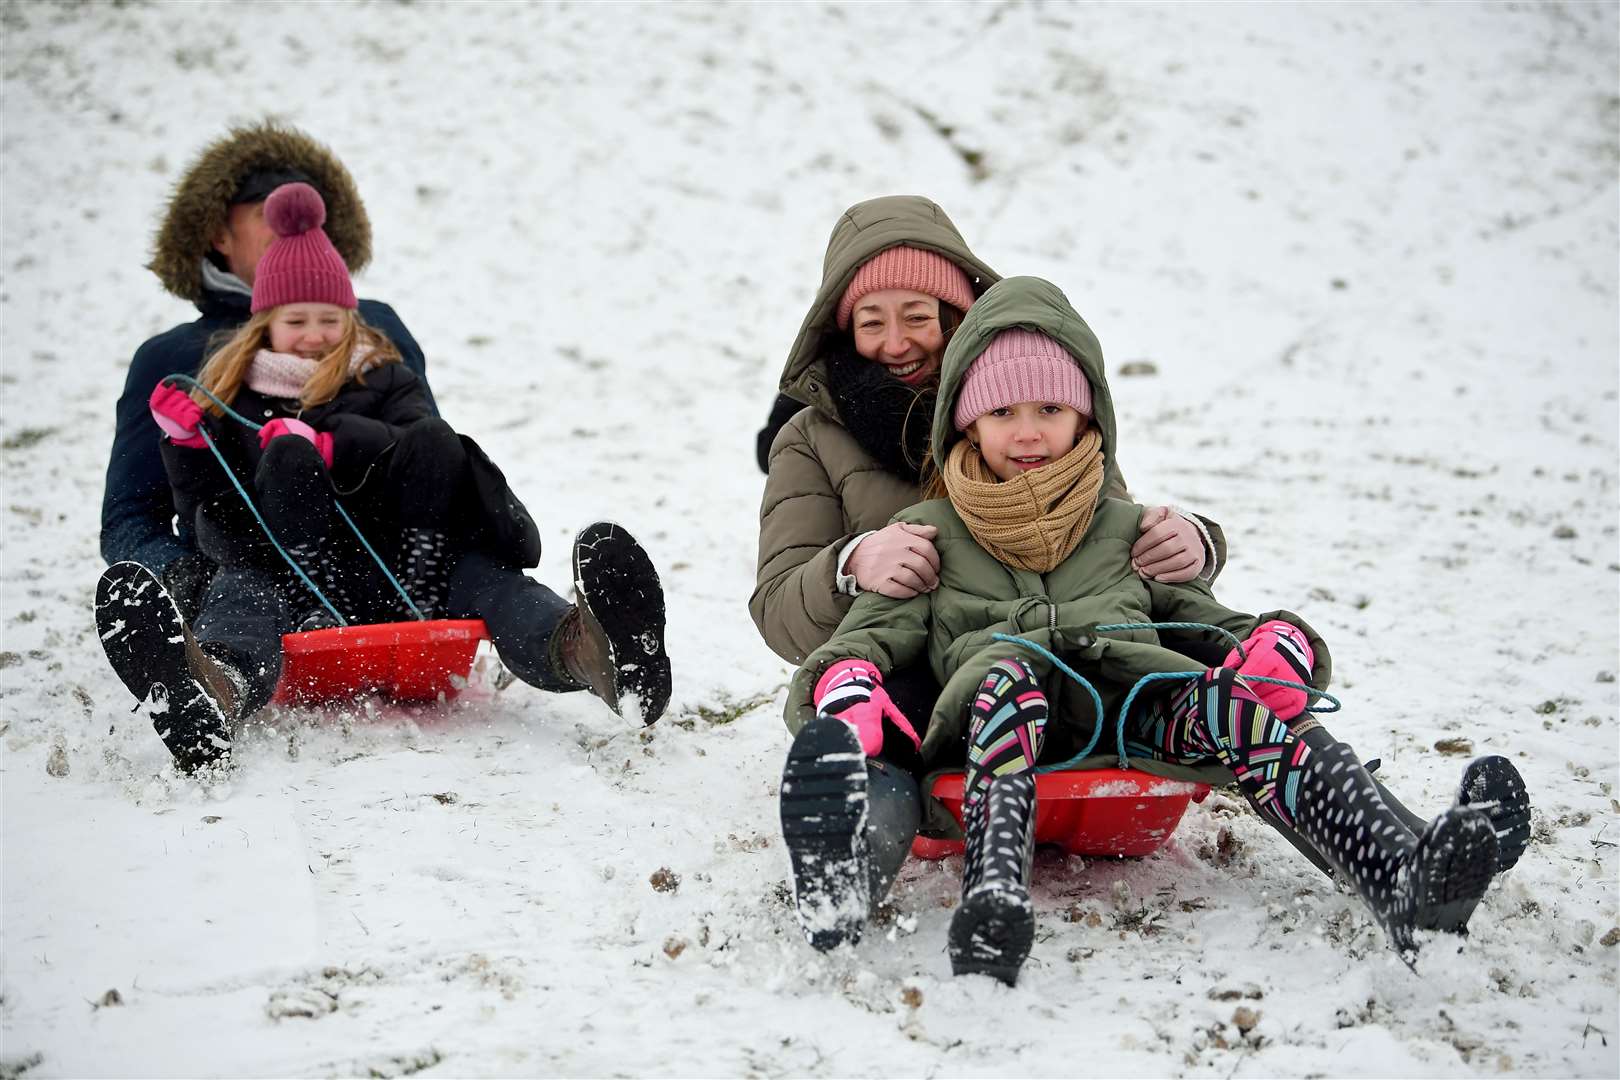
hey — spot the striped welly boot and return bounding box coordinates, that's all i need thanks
[1295,742,1498,959]
[949,772,1037,985]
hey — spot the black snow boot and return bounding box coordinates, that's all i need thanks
[865,759,922,905]
[397,526,452,619]
[1458,755,1531,874]
[949,772,1037,986]
[96,561,242,774]
[780,713,870,950]
[552,522,672,725]
[1295,742,1498,959]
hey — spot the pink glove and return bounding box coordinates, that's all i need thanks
[149,383,207,449]
[1224,620,1316,721]
[812,659,921,757]
[259,418,334,470]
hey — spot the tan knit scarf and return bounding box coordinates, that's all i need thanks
[942,428,1106,573]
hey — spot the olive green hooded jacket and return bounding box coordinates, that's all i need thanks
[785,277,1331,784]
[750,198,1229,665]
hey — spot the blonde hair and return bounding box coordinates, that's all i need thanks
[195,307,401,415]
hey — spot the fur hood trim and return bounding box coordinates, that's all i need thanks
[148,121,372,303]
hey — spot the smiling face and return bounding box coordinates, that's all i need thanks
[850,289,947,386]
[267,303,350,359]
[968,402,1087,481]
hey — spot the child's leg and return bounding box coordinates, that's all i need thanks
[1129,666,1312,828]
[962,657,1048,810]
[1132,668,1500,957]
[384,418,466,617]
[255,435,336,554]
[254,436,352,619]
[951,657,1044,985]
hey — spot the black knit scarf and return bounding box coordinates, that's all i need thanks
[823,334,936,484]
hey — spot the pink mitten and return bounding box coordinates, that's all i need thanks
[259,418,334,469]
[812,659,921,757]
[148,383,207,448]
[1224,619,1316,720]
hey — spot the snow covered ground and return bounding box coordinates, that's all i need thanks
[2,1,1617,1075]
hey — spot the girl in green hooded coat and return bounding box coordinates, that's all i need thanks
[779,276,1529,985]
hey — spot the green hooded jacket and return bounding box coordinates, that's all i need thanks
[785,277,1331,790]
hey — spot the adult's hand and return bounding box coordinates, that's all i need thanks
[1132,505,1206,583]
[847,522,940,598]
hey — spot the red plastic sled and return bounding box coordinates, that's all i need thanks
[270,619,491,706]
[911,768,1210,859]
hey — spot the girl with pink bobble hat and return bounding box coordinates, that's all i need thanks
[147,181,484,628]
[785,276,1526,986]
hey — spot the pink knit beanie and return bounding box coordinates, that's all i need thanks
[953,328,1093,431]
[835,245,976,329]
[251,183,357,313]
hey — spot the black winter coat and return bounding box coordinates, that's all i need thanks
[160,363,433,534]
[100,286,433,574]
[161,364,542,572]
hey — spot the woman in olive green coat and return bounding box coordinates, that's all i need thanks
[780,276,1525,985]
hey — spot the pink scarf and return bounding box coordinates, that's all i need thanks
[244,345,373,401]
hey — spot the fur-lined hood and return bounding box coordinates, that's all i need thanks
[148,121,372,303]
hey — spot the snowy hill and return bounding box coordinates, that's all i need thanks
[2,2,1616,1075]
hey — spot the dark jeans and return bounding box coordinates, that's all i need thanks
[446,551,576,694]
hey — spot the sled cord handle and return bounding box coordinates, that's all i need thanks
[163,374,426,622]
[988,633,1106,772]
[992,624,1343,771]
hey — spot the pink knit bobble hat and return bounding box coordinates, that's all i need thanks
[835,245,976,329]
[250,182,357,313]
[953,328,1093,431]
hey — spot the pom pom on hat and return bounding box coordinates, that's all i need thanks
[264,182,327,237]
[953,328,1093,431]
[251,183,357,312]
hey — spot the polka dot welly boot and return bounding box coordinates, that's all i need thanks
[397,526,452,620]
[1295,742,1499,960]
[949,771,1037,985]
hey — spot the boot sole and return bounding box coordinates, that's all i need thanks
[1458,755,1530,873]
[572,522,672,725]
[1410,806,1498,935]
[949,882,1034,986]
[780,715,869,951]
[96,561,231,773]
